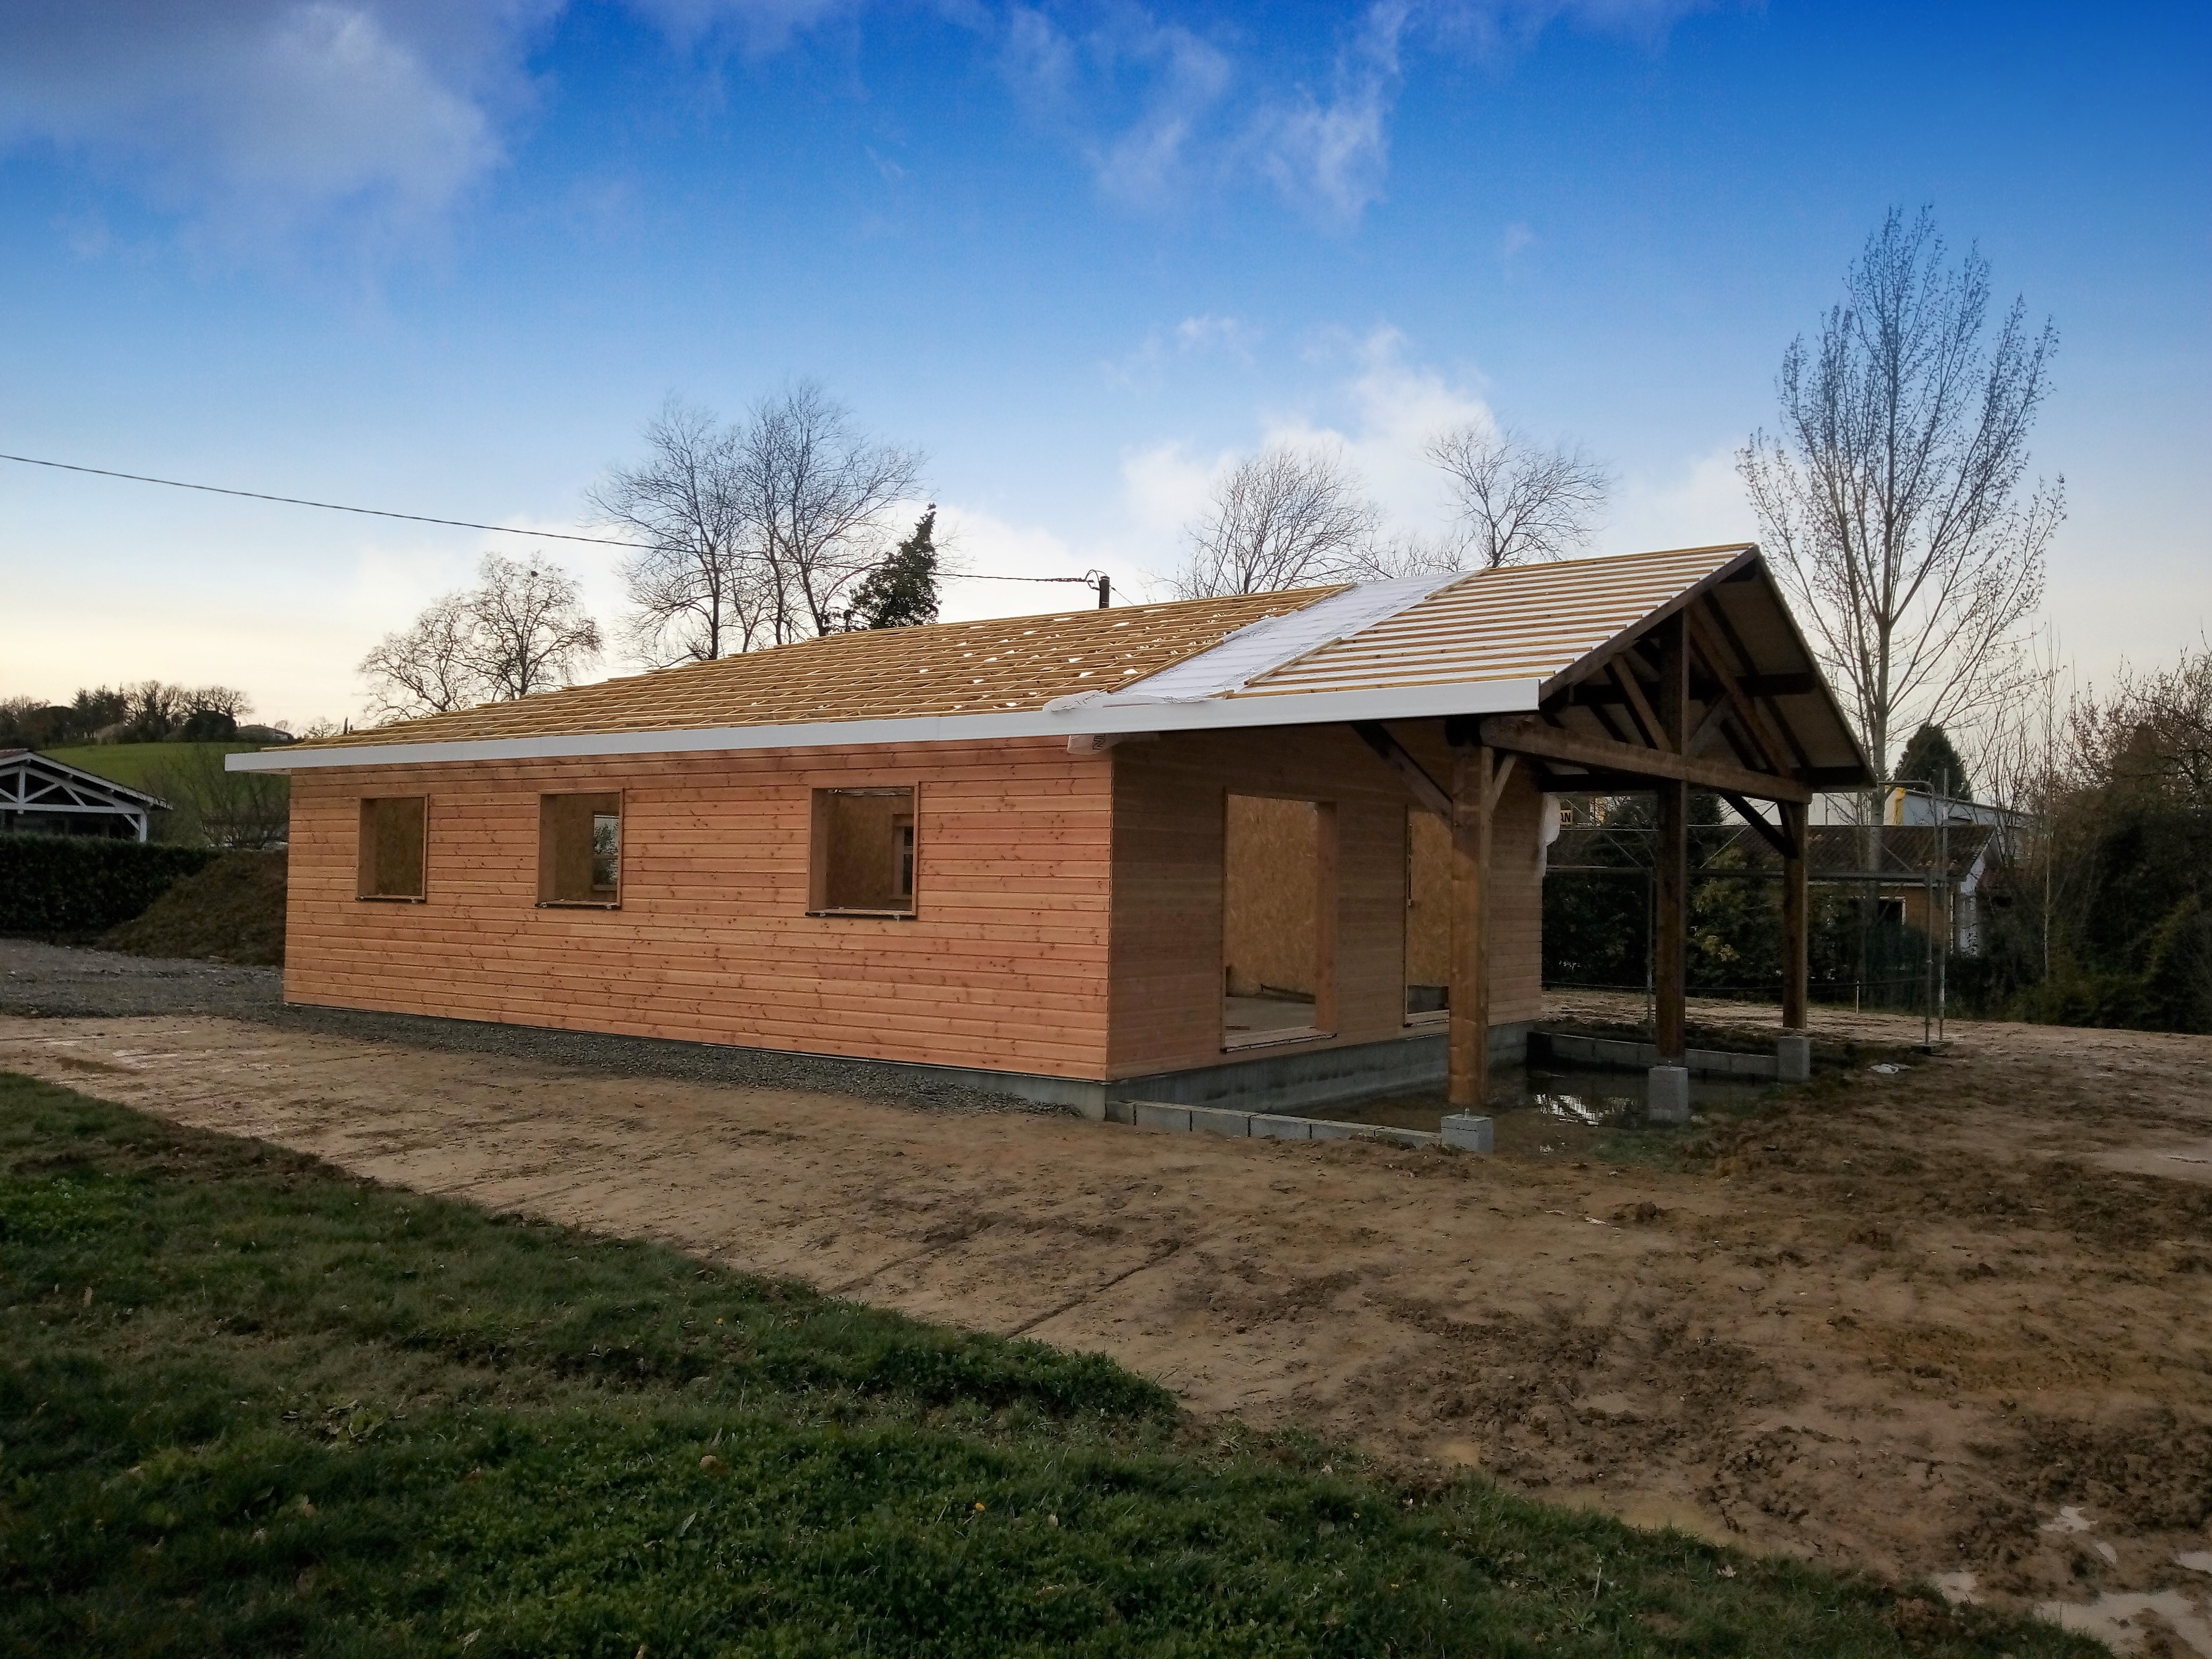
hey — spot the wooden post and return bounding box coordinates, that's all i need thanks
[1780,799,1809,1030]
[1447,741,1493,1110]
[1654,615,1689,1062]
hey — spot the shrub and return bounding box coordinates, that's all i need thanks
[0,834,219,937]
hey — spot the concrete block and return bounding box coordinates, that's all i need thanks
[1187,1104,1251,1138]
[1248,1113,1313,1141]
[1442,1113,1494,1154]
[1776,1032,1812,1083]
[1305,1119,1359,1141]
[1102,1099,1137,1126]
[1646,1065,1691,1125]
[1131,1101,1192,1134]
[1363,1125,1440,1149]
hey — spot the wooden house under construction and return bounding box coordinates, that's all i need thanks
[232,544,1872,1116]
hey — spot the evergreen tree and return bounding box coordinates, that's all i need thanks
[849,509,941,629]
[1893,723,1973,800]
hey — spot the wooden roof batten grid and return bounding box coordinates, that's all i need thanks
[230,545,1872,797]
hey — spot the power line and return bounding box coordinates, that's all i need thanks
[0,450,644,547]
[0,447,1113,600]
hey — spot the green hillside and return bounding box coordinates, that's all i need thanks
[41,743,269,796]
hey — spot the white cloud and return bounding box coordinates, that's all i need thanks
[1103,311,1261,388]
[1250,1,1406,225]
[1601,441,1754,556]
[622,0,858,55]
[0,3,560,253]
[1256,325,1493,532]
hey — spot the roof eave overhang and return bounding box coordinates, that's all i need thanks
[226,677,1546,773]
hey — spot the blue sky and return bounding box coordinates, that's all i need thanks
[1,0,2205,731]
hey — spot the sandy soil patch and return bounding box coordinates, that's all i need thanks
[5,995,2210,1641]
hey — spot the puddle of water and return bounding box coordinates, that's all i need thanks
[2034,1590,2212,1658]
[1932,1570,1980,1605]
[1286,1065,1770,1135]
[2042,1505,2096,1534]
[2180,1553,2212,1576]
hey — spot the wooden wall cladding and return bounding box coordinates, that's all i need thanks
[283,739,1113,1078]
[1106,722,1544,1080]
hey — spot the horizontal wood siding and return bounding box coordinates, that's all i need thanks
[284,739,1113,1078]
[1107,723,1543,1079]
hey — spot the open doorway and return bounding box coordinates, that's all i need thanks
[1222,794,1334,1045]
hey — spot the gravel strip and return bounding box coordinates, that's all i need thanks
[0,937,1058,1115]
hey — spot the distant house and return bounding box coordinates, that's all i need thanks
[232,544,1869,1115]
[0,748,166,841]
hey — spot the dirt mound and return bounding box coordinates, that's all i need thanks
[102,849,286,966]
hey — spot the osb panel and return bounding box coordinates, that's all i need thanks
[1222,795,1322,999]
[283,739,1115,1078]
[1105,723,1544,1079]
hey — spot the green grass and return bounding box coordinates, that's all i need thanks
[0,1074,2092,1658]
[40,743,267,794]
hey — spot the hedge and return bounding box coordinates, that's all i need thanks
[0,835,221,937]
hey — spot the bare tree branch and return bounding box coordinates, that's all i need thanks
[741,381,928,641]
[1426,424,1611,567]
[464,554,604,701]
[1168,443,1385,598]
[359,556,602,720]
[359,591,489,720]
[1738,206,2060,783]
[591,398,773,666]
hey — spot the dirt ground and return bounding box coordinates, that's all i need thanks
[5,992,2210,1652]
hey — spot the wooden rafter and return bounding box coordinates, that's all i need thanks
[1720,791,1797,859]
[1684,605,1791,777]
[1351,722,1451,820]
[1607,659,1670,752]
[1479,716,1812,803]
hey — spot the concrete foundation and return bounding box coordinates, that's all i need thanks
[1442,1113,1495,1153]
[1536,1029,1779,1080]
[1647,1065,1691,1125]
[1775,1032,1812,1083]
[1110,1099,1442,1149]
[1109,1021,1532,1117]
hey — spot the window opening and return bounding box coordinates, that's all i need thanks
[357,797,426,901]
[811,786,919,916]
[539,792,623,907]
[1222,794,1332,1046]
[1404,806,1450,1019]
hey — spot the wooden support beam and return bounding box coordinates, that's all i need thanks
[1351,722,1451,820]
[1478,717,1812,803]
[1566,670,1821,706]
[1488,752,1518,809]
[1447,742,1493,1110]
[1608,659,1670,752]
[1654,614,1689,1063]
[1684,605,1792,776]
[1781,799,1810,1030]
[1721,792,1796,860]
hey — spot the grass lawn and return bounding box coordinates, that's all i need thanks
[40,744,269,797]
[0,1073,2093,1658]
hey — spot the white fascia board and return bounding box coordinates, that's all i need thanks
[225,678,1543,774]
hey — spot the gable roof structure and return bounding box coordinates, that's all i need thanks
[1,747,167,837]
[233,544,1872,797]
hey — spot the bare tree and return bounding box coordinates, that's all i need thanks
[1169,443,1384,598]
[741,381,927,641]
[463,554,604,701]
[592,398,774,666]
[1425,423,1610,568]
[1739,207,2061,784]
[359,555,602,720]
[359,591,488,720]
